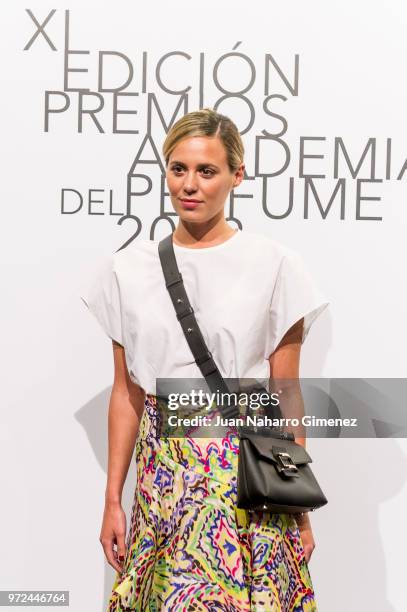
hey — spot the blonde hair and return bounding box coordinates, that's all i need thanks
[162,108,244,173]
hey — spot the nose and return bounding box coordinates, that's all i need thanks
[182,171,198,194]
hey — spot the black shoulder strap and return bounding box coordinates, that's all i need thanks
[158,232,240,418]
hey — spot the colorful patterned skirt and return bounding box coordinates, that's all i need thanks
[107,394,317,611]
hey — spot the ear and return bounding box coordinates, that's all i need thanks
[233,163,245,187]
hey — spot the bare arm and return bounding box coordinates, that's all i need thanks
[105,340,145,505]
[268,317,306,447]
[268,318,316,561]
[100,340,145,572]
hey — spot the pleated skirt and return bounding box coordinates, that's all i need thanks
[107,394,317,611]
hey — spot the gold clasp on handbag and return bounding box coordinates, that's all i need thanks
[274,451,298,476]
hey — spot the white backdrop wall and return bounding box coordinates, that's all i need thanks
[1,1,406,611]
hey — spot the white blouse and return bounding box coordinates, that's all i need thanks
[80,229,329,395]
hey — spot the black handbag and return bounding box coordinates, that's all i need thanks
[158,232,328,514]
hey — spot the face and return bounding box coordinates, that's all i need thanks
[166,136,244,224]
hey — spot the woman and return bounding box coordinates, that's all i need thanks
[81,108,329,611]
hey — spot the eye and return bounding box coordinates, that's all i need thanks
[171,164,184,175]
[201,168,215,177]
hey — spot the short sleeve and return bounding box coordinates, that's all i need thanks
[80,254,124,346]
[267,249,329,355]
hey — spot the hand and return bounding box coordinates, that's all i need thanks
[295,513,316,564]
[100,500,127,573]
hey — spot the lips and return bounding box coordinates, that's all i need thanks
[179,198,203,209]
